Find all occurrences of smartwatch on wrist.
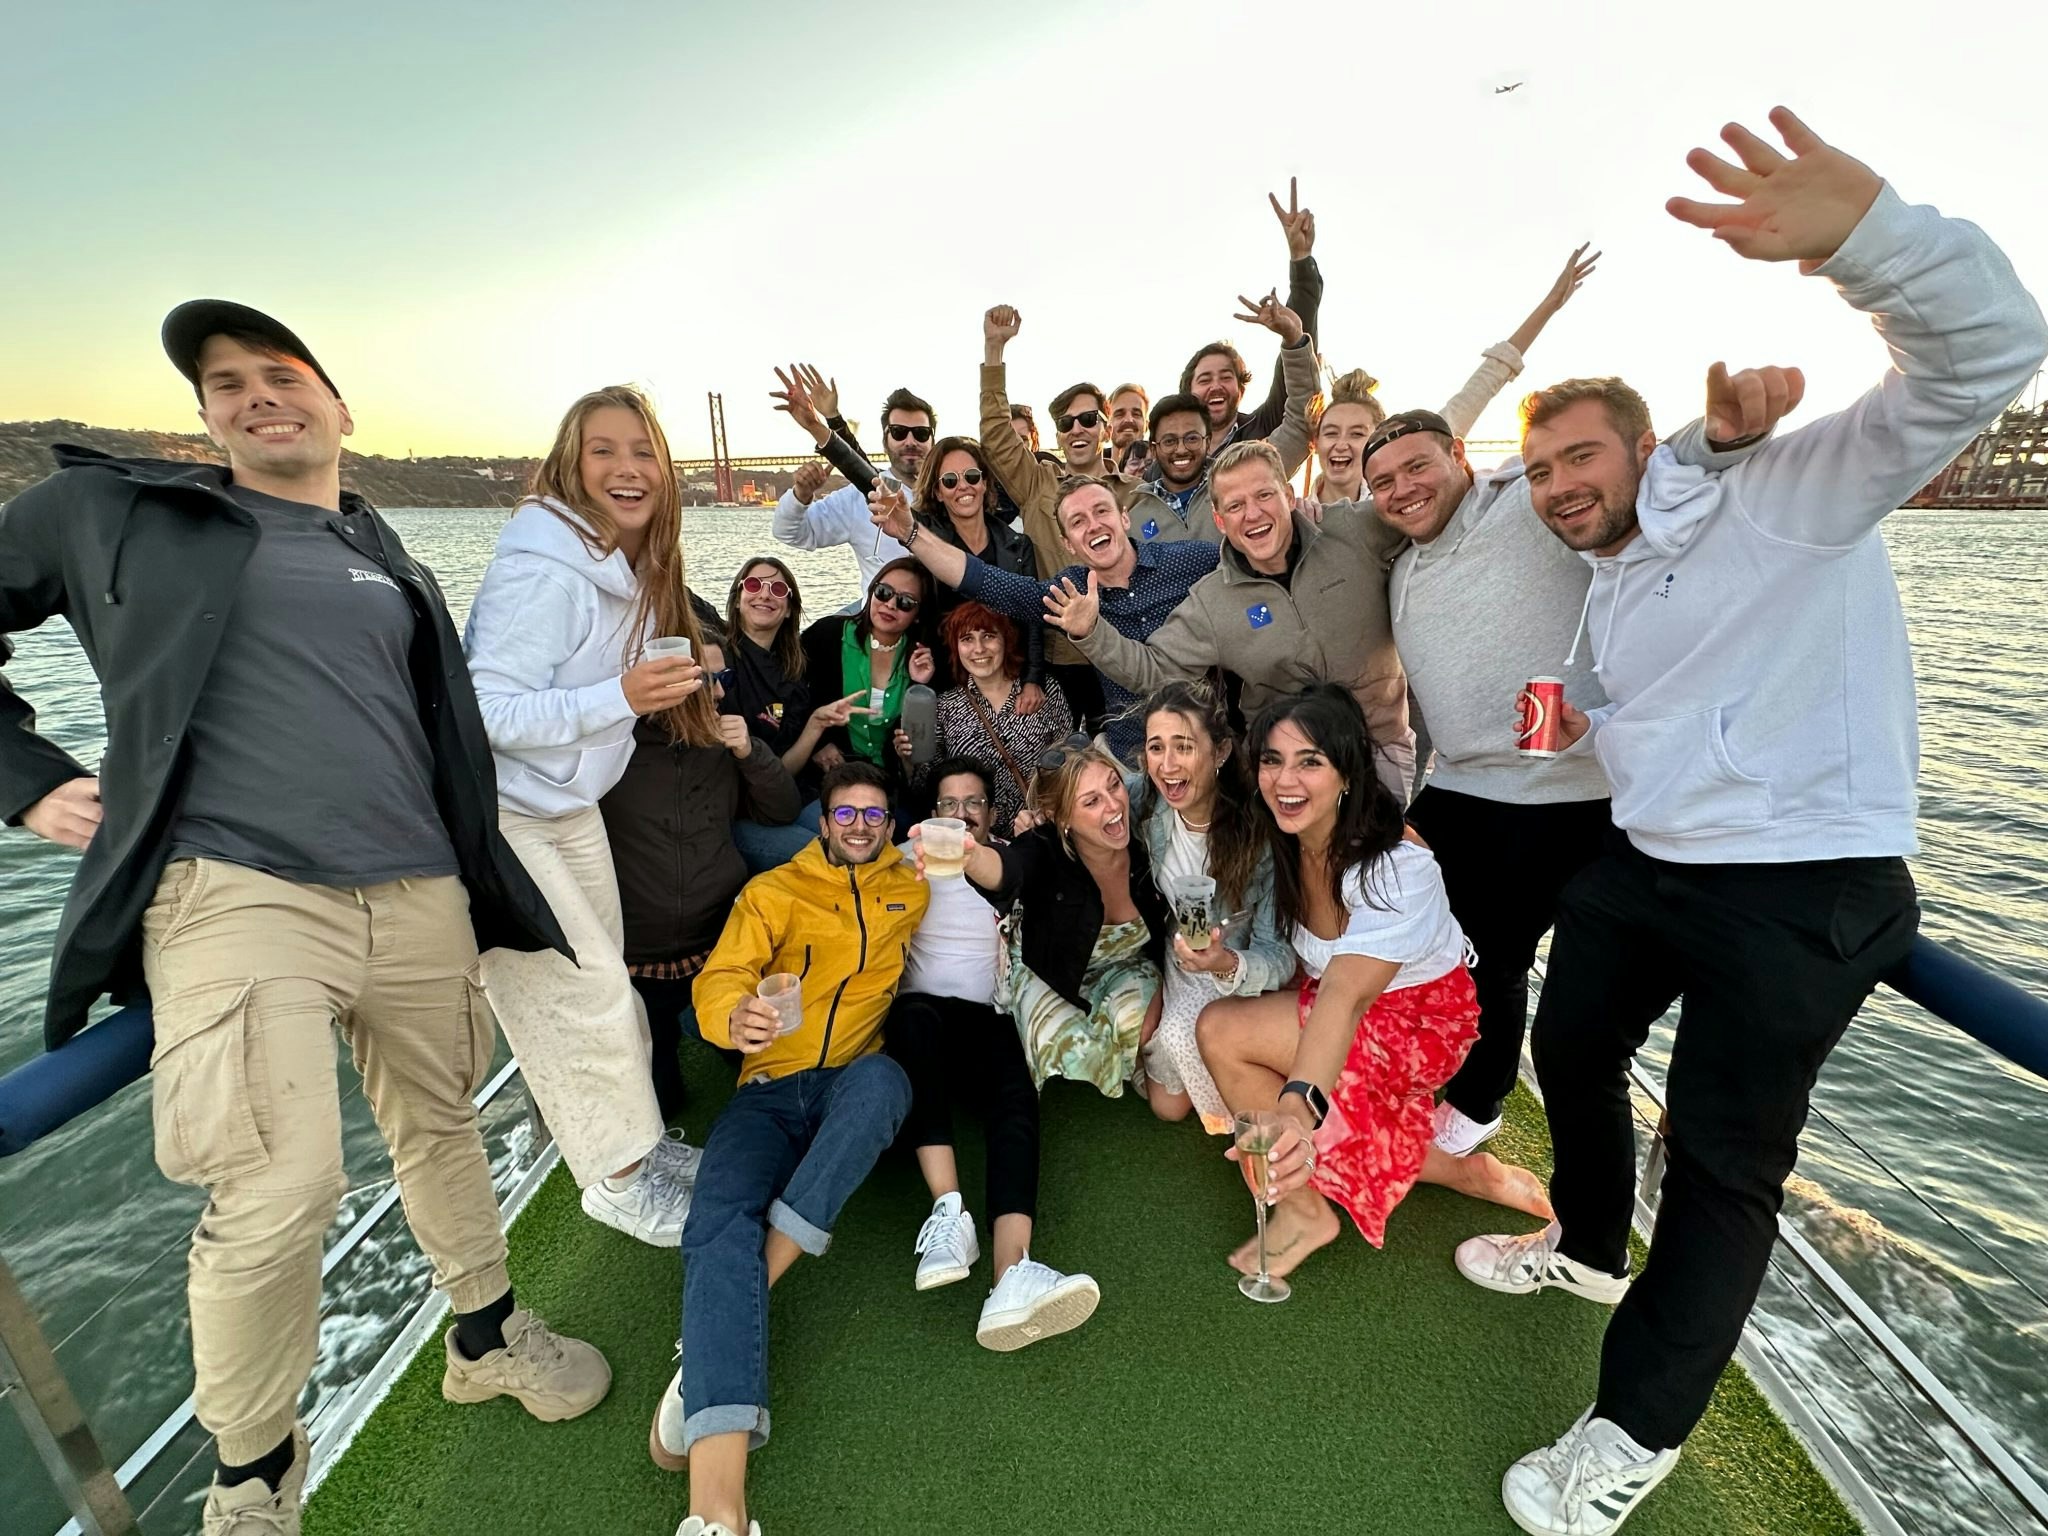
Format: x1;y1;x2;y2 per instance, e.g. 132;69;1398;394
1279;1080;1329;1129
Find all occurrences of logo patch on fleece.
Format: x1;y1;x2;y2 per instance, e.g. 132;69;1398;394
885;902;908;912
1245;603;1273;629
1141;519;1159;540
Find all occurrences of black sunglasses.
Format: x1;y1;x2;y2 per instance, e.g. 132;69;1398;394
708;667;735;690
939;469;984;490
829;804;891;826
1036;731;1095;771
873;582;921;613
741;575;791;599
1056;409;1103;433
887;424;934;443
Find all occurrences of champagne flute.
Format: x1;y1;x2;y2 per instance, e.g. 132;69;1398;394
1233;1109;1292;1303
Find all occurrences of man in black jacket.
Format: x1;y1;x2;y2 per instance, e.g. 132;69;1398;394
0;301;604;1534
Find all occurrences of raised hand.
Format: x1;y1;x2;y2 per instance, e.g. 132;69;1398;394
1042;570;1102;640
623;655;703;715
908;643;936;685
1540;243;1601;315
812;690;876;730
792;459;830;504
771;364;829;444
1704;361;1807;444
1666;107;1882;269
1233;289;1304;346
796;363;839;421
984;304;1022;361
22;775;102;850
1269;176;1316;260
716;713;754;760
868;482;915;542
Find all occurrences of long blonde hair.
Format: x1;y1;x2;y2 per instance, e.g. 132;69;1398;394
1027;739;1129;859
529;384;716;745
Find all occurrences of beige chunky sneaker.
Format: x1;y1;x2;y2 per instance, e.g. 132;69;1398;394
441;1308;611;1420
202;1422;308;1535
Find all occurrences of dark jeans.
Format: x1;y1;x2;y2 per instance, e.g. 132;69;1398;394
629;975;726;1122
1406;787;1613;1124
678;1053;912;1451
885;992;1041;1221
1533;835;1918;1450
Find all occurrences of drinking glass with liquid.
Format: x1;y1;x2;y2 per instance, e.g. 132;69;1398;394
919;817;968;880
757;973;803;1035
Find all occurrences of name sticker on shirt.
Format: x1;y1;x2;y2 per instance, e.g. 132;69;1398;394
1141;519;1159;540
1246;603;1274;629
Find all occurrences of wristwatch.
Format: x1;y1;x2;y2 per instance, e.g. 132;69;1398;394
1279;1080;1329;1129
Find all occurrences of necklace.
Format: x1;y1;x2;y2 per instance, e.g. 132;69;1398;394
1177;810;1212;833
869;634;902;653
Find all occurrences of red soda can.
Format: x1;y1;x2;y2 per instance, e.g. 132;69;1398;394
1516;677;1565;758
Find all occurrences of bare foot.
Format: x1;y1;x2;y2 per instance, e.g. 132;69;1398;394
1227;1195;1341;1278
1423;1146;1554;1219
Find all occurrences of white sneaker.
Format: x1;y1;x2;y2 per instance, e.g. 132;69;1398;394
581;1160;693;1248
675;1519;760;1536
913;1197;980;1291
1456;1223;1630;1304
649;1356;687;1472
1502;1409;1679;1534
1433;1099;1502;1156
975;1257;1099;1352
644;1127;703;1184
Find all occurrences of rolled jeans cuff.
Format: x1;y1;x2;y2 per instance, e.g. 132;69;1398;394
767;1197;832;1256
683;1403;771;1453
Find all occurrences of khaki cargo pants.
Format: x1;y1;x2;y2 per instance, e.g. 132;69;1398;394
141;858;510;1465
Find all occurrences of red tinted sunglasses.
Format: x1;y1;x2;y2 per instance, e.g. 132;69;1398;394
742;576;791;599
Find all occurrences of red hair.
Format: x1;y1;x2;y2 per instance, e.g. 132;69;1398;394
940;601;1022;680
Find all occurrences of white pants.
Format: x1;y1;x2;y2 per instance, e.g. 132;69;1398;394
480;804;662;1186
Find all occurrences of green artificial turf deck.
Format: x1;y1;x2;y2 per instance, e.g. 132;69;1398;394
305;1050;1859;1536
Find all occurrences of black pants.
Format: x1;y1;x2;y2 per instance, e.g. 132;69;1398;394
885;992;1041;1221
1406;787;1613;1124
1534;835;1918;1450
1048;662;1105;738
631;975;737;1123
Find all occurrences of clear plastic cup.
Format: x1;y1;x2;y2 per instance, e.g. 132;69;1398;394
1166;874;1218;950
920;817;967;880
758;973;803;1035
645;636;693;661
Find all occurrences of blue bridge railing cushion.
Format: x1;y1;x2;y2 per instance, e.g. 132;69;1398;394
0;1005;153;1158
1884;935;2048;1084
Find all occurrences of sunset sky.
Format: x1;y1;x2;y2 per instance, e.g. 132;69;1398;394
5;1;2046;463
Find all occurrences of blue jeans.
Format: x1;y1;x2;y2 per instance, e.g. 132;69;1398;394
678;1052;911;1450
732;801;821;876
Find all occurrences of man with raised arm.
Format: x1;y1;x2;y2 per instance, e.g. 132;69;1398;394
1362;367;1792;1162
651;761;924;1536
1443;110;2047;1534
1180;179;1326;455
0;301;607;1534
869;476;1218;763
767;371;928;591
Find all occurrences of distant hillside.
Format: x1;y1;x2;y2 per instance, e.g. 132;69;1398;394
0;420;540;507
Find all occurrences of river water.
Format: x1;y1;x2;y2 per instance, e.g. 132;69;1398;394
0;506;2042;1534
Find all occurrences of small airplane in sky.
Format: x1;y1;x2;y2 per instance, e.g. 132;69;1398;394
1495;81;1525;94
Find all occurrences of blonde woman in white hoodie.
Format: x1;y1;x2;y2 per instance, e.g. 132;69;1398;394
465;385;715;1248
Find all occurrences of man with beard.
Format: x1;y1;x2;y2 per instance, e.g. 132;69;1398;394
770;376;933;592
653;760;925;1536
1108;382;1151;476
869;477;1219;762
1362;373;1788;1164
1178;179;1324;455
1451;110;2046;1534
1126;296;1317;548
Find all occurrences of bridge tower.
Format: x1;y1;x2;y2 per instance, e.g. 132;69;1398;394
706;392;736;503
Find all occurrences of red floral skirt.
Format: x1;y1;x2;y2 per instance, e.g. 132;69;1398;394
1298;965;1479;1247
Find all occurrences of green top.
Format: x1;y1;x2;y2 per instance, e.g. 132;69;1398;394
841;620;909;764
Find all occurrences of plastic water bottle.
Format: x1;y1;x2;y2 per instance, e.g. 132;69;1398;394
902;684;938;765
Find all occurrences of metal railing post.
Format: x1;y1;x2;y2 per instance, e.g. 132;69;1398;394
0;1253;137;1536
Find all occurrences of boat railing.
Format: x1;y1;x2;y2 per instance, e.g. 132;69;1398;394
2;932;2044;1536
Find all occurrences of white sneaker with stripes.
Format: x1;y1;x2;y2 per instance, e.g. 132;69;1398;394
1503;1410;1679;1534
1456;1222;1630;1304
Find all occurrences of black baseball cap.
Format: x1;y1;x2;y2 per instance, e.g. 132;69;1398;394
161;299;340;398
1362;408;1455;467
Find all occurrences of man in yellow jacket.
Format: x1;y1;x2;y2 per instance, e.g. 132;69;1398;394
654;760;927;1536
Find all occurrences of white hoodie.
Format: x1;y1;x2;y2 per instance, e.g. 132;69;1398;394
463;497;649;817
1573;186;2048;865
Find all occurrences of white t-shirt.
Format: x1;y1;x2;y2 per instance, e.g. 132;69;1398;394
900;843;1003;1005
1291;839;1468;992
1155;810;1210;890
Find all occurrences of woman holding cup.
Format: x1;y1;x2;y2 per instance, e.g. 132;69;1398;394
910;739;1170;1097
1131;682;1296;1130
464;384;710;1248
797;558;935;788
